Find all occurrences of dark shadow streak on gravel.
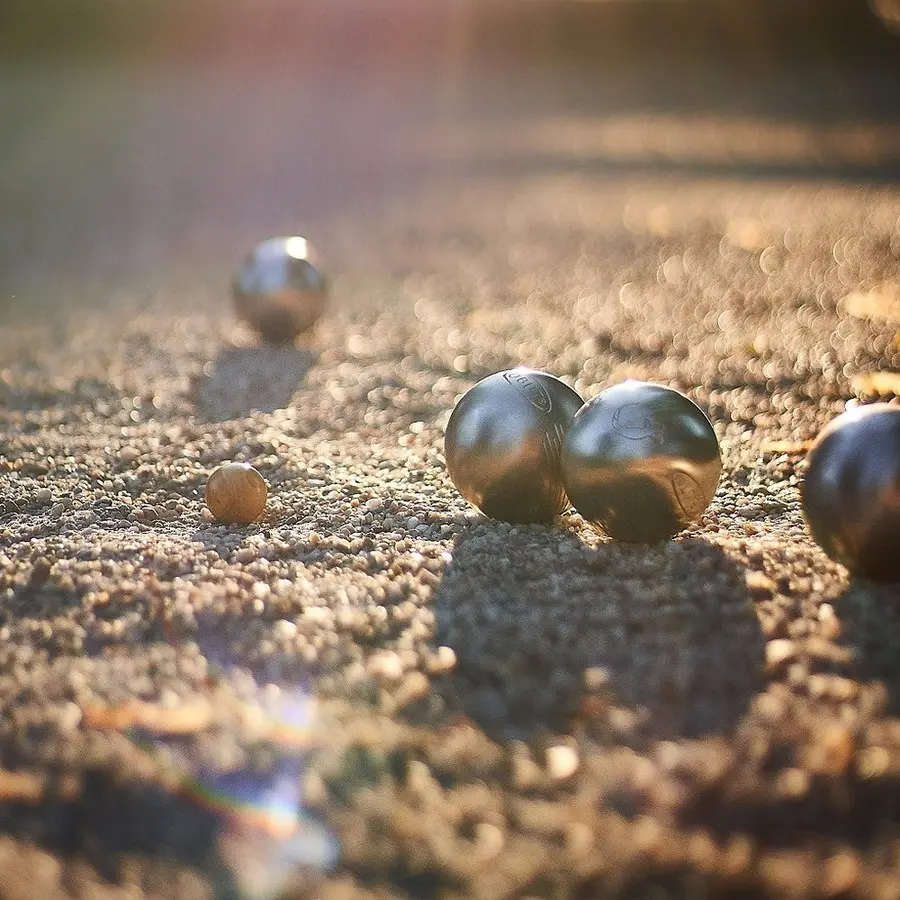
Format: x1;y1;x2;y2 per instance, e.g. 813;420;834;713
432;526;764;743
679;750;900;852
0;770;237;899
193;345;318;423
674;578;900;853
834;579;900;716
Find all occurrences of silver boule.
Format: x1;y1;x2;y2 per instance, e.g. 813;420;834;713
561;380;721;542
232;236;327;343
803;403;900;582
444;368;584;523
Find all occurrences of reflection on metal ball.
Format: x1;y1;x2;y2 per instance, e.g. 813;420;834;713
232;237;328;343
561;380;721;542
803;403;900;582
444;368;584;523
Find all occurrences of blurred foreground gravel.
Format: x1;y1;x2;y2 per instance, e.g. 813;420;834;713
3;3;900;898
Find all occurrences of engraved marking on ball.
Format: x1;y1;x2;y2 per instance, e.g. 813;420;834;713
503;371;553;414
612;402;662;441
540;421;566;468
671;469;705;517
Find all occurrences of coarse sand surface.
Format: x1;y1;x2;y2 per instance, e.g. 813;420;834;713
3;3;900;898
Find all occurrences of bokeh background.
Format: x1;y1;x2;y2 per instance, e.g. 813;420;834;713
1;0;899;295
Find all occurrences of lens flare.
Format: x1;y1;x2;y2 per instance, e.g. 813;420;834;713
87;623;339;898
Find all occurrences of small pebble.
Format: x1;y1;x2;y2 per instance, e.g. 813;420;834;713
367;651;405;681
272;619;298;640
765;639;797;670
473;822;504;860
546;745;579;781
395;671;430;707
425;645;457;675
823;852;860;896
745;570;776;594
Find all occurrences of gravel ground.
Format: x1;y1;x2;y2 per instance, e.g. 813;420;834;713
3;4;900;899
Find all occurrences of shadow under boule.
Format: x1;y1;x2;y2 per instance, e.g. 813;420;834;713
834;577;900;715
432;525;764;743
193;343;317;422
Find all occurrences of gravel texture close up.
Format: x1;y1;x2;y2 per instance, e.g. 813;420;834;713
3;3;900;899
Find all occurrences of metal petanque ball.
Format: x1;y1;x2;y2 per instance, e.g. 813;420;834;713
444;368;584;523
232;236;328;343
205;462;268;525
802;403;900;582
561;380;721;542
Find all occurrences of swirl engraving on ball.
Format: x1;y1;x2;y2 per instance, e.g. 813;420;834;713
611;402;661;442
502;370;554;414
